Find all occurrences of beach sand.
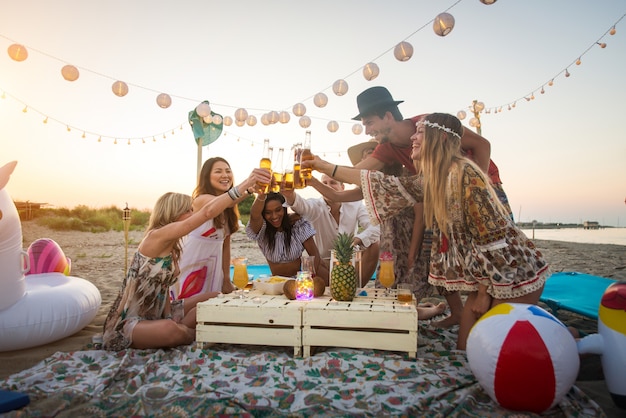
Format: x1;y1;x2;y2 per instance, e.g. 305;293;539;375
2;221;625;416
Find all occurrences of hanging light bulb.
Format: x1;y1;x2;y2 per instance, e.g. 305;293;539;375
127;139;131;145
292;103;306;116
314;93;328;108
548;79;554;86
114;139;118;145
112;81;129;97
362;62;380;81
576;57;581;65
457;110;467;120
327;120;339;133
541;86;545;94
512;102;516;108
433;13;455;36
67;126;71;132
43;116;48;123
7;44;28;61
98;136;102;142
299;116;311;128
393;41;413;61
82;132;86;138
61;65;80;81
332;79;349;96
610;26;616;35
22;106;27;113
565;69;571;77
480;0;497;4
352;124;363;135
597;42;607;48
156;93;172;108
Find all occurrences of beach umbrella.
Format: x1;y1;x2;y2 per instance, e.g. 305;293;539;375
188;101;224;179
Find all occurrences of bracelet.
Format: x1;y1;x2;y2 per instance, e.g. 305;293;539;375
331;164;338;177
245;187;254;195
227;186;241;200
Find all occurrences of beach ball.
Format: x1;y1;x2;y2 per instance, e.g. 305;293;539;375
466;303;579;413
26;238;71;276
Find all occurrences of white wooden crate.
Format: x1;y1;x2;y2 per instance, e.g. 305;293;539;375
196;294;303;356
302;288;418;358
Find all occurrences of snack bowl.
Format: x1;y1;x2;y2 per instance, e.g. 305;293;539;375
254;275;290;295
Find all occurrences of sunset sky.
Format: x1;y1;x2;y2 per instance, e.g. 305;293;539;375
1;0;625;226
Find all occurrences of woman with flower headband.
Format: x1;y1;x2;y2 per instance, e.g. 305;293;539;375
303;113;549;350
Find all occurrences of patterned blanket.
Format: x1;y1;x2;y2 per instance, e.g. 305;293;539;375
1;324;604;417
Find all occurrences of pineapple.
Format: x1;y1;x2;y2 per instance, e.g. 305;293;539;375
330;232;357;301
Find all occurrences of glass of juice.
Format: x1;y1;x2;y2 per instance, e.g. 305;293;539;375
378;252;395;297
232;257;249;298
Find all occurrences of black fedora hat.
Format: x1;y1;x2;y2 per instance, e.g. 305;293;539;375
352;86;404;120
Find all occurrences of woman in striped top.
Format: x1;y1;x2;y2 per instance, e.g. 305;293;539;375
246;192;328;283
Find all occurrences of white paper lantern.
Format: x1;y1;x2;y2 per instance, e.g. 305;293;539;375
327;121;339;133
362;63;380;81
314;93;328;108
112;81;129;97
457;110;467;120
352;124;363;135
268;111;279;124
212;114;223;125
203;114;213;124
223;116;233;126
196;102;212;118
299;116;311;128
279;111;290;124
235;108;248;122
394;42;413;61
246;115;257;126
7;44;28;62
261;114;271;125
332;79;349;96
293;103;306;116
235;119;245;127
61;65;80;81
433;13;455;36
156;93;172;109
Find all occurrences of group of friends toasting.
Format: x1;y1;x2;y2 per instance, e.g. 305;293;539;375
103;86;550;352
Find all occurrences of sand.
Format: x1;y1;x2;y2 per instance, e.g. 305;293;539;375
2;221;625;416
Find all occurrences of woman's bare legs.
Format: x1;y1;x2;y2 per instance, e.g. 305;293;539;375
432;292;463;328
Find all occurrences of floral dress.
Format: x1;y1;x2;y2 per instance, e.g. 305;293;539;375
360;163;550;299
103;251;176;351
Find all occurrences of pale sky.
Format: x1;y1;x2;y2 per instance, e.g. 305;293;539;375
1;0;625;226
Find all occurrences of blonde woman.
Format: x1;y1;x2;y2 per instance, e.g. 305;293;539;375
103;168;270;351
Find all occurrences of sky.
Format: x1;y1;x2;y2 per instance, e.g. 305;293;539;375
1;0;625;227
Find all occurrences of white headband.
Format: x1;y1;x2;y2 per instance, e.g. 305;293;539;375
421;120;461;140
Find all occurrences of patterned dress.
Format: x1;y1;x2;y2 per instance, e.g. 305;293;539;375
103;251;176;351
361;163;550;299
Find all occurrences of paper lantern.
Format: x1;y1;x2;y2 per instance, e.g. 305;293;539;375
235;119;245;127
457;110;467;120
314;93;328;108
112;81;129;97
480;0;497;4
362;62;380;81
293;103;306;116
234;108;248;122
196;102;211;118
299;116;311;128
268;111;279;124
332;79;349;96
246;115;257;126
61;65;80;81
394;41;413;61
433;13;455;36
467;303;579;413
212;114;223;125
223;116;233;126
352;124;363;135
279;111;290;124
261;114;270;125
327;120;339;133
156;93;172;108
7;44;28;62
202;114;213;124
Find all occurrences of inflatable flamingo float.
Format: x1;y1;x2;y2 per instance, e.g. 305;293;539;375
0;161;101;352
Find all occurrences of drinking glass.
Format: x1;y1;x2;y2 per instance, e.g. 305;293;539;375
232;257;249;298
301;255;316;277
378;254;395;296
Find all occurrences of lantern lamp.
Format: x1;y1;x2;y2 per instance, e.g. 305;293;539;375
314;92;328;108
235;108;248;122
352;124;363;135
202;114;213;124
479;0;497;4
156;93;172;108
7;44;28;61
196;102;212;118
394;41;413;61
112;81;129;97
268;111;279;124
292;103;306;116
235;119;245;127
362;62;380;81
212;114;223;125
332;79;349;96
610;26;616;35
299;116;311;128
279;111;290;124
433;13;455;36
223;116;233;126
246;115;257;126
457;110;467;120
61;65;80;81
261;113;270;125
327;120;339;133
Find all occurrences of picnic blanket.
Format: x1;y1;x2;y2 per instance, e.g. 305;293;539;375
0;323;604;417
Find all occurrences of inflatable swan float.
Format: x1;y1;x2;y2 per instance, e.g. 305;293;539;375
0;161;101;352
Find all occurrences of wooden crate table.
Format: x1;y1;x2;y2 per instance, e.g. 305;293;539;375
302;288;418;358
196;293;304;356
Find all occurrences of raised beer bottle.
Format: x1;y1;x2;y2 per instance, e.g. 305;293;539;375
300;130;313;182
293;142;304;189
258;139;272;193
271;147;284;193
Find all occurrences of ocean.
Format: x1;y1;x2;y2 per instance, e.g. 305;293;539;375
520;227;626;246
